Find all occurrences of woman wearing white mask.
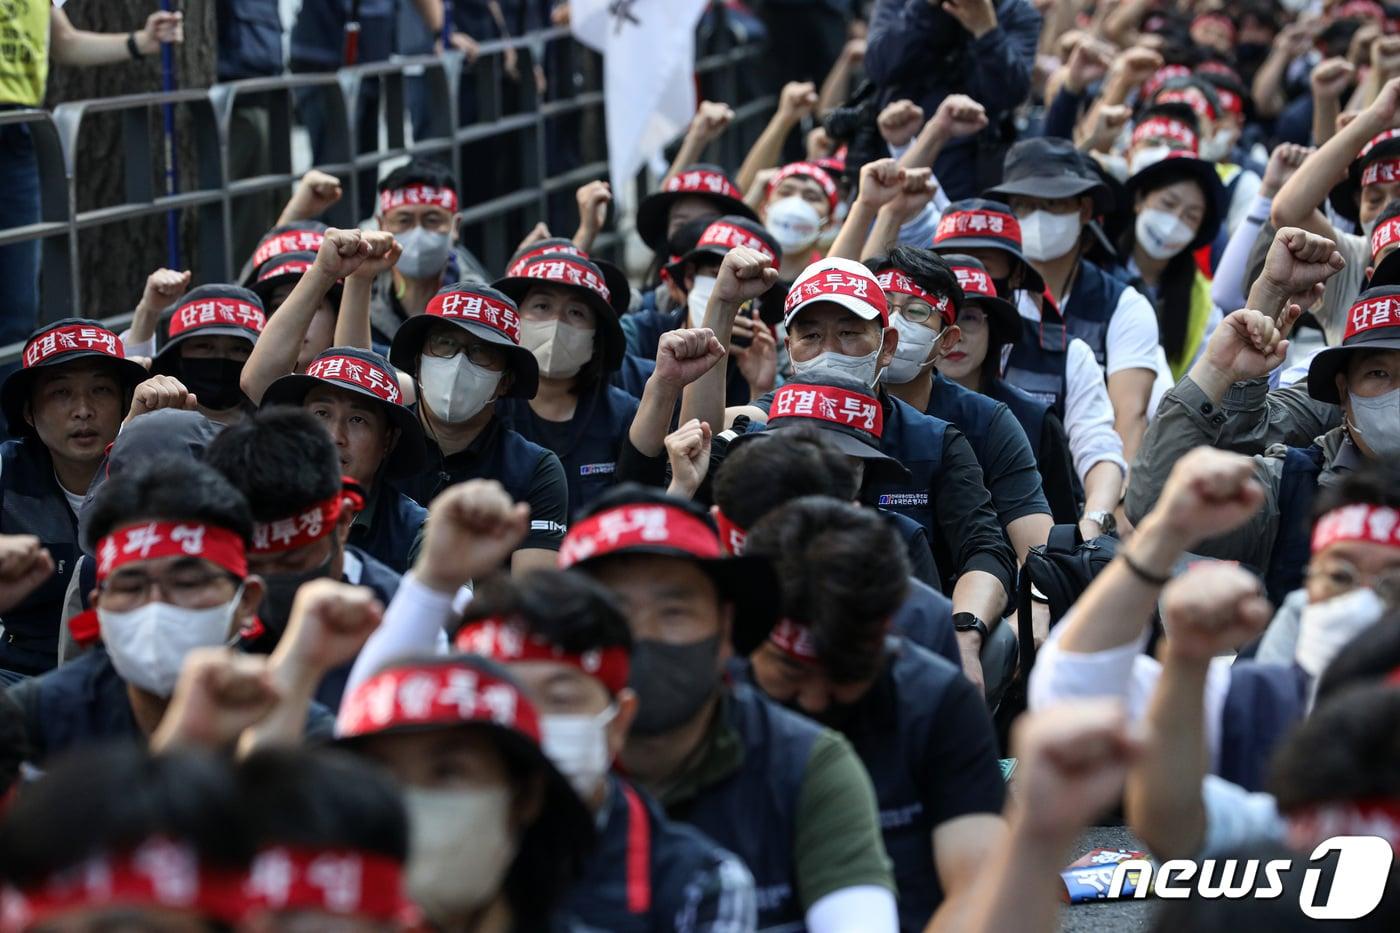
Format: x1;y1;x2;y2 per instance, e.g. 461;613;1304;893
491;254;640;518
388;282;569;574
338;653;596;932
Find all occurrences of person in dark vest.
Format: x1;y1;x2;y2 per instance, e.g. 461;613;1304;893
261;347;428;575
387;281;568;573
873;246;1055;559
151;284;267;426
491;252;640;518
0;319;147;680
450;570;760;932
739;498;1006;932
558;485;899;932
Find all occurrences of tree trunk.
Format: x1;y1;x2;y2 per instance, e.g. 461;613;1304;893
45;2;217;318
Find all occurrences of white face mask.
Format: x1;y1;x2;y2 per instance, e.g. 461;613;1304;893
1129;144;1174;176
1347;387;1400;459
540;706;616;799
1019;210;1083;263
1198;127;1235;163
393;227;453;280
520;318;595;380
792;344;883;388
403;785;517;923
1295;587;1386;679
764;196;823;255
883;314;943;385
418;352;503;423
1135;208;1195;260
97;586;244;696
687;273;717;329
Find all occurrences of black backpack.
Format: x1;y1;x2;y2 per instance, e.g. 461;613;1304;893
1016;524;1120;675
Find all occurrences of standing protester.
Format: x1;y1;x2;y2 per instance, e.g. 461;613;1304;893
150;285;267;426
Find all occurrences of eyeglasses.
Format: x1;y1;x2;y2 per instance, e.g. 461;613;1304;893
99;566;241;611
380;210;452;235
423;332;507;370
1306;560;1400;604
896;299;943;326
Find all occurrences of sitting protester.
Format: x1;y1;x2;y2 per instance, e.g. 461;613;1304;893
151;284;267;425
634;163;756;255
239;220;327;287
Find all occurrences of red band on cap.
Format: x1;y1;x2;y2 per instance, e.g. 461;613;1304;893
767;161;839;212
768;619;819;664
425;290;521;344
712;509;747;556
244;848;414;923
22;324;122;369
169;299;266;340
696;220;778;264
253;230;325;269
507;243;588;277
305;355;403;405
1343;293;1400;340
517;256;611;304
1312;504;1400;554
96;521;247;583
378;184;458;216
1362;158;1400;187
1214;87;1243;117
1143;65;1192;100
249;481;364;555
1131;117;1198;153
934;209;1022;247
771;383;883;437
876;270;954;325
784;267;889;323
1155;89;1216;121
1372;217;1400;260
663;169;742;200
1287;798;1400;856
559;503;721;568
257;260;315;283
337;663;540;741
455;617;631;694
951;265;997;300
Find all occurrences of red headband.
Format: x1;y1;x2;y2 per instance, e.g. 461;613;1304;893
1372;217;1400;261
876;269;954;325
559;503;721;568
1287;798;1400;856
96;521;247;583
517;256;611;304
22;324;122;369
1362;129;1400;159
771;383;883;437
1214;87;1243;117
378;184;458;216
783;267;889;324
257;259;315;282
696;220;778;264
253;230;324;269
304;354;403;405
244;847;413;923
169;299;266;340
1143;65;1192;100
249;481;364;556
1312;504;1400;553
712;508;747;556
1362;159;1400;188
767;161;839;213
1342;294;1400;340
507;243;588;277
337;663;540;741
951;264;997;300
1155;89;1216;121
425;290;521;344
664;168;742;200
1131;117;1198;152
934;210;1022;246
768;619;820;664
455;617;630;695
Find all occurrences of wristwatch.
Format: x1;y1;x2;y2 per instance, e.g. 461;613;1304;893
952;612;989;641
1082;510;1117;537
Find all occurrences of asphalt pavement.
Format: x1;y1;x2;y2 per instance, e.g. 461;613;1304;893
1057;827;1157;933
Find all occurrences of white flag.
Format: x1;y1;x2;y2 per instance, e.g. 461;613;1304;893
571;0;710;209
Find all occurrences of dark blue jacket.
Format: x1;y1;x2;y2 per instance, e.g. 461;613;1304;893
289;0;394;68
217;0;284;81
349;483;428;575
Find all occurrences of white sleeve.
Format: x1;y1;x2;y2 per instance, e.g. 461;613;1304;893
1026;611;1158;717
1225;170;1263;235
1146;346;1174;423
340;572;460;712
119;328;156;359
1104;286;1161;376
1062;338;1127;482
804;885;899;933
1212;192;1273;312
1199;776;1284;856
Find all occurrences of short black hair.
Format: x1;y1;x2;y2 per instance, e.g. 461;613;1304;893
1269;682;1400;813
460;569;632;657
869;246;964;314
0;745;252;887
713;426;860;529
203;405;340;523
744;496;909;682
237;747;408;861
378;158;458;197
83;459;254;552
1312;460;1400;524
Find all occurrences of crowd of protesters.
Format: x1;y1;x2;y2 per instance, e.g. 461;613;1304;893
1;0;1400;930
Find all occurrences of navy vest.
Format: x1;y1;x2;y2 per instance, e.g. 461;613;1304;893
1003;314;1071;419
868;397;948;579
0;440;81;676
1060;259;1129;369
623;306;751;407
925;372;1002;467
1217;662;1310;792
496;384;639;520
1264;446;1323;607
671;684;820;930
393;415;553;512
987;377;1046;451
349;485;427;574
890;579;959;667
988;379;1084;524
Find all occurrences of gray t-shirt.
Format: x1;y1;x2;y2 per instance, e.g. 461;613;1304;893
1317;231;1369;346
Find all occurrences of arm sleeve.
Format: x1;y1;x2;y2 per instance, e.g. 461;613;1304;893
804;886;899;933
934;429;1017;599
961;1;1040;117
1315;233;1370;346
922;673;1007;826
118;328;156;359
614;434;669;489
1214;378;1342;452
793;731;896;911
1062;338;1127;483
1224;171;1262;236
1211;194;1273;312
983;408;1051;523
1198;777;1285;857
1104;287;1162;376
1043;85;1086;140
341;572;458;706
522;452;569;551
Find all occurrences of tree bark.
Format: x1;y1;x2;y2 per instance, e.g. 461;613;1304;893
45;1;217;318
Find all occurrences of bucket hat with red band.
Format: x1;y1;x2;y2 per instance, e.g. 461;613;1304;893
261;347;428;480
984;137;1113;216
1307;286;1400;404
765;161;841;215
1123;150;1223;252
492;252;626;371
506;237;631;316
388;282;539;399
784;256;890;328
1368;211;1400;289
932;199;1046;294
938;253;1023;348
635;163;757;251
558;485;782;655
663;214;783;286
1330;128;1400;225
1;318;149;436
243;221;328;285
154;284;267;367
250;250;342;312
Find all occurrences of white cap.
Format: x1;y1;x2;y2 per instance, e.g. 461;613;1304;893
782;257;890;327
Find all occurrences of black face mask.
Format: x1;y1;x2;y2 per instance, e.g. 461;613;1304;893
257;546;337;643
628;636;721;736
179;356;247;411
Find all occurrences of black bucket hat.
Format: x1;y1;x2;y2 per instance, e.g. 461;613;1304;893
152;284;267;374
1124;151;1224;252
388;282;539;399
1;319;149;436
1331;128;1400;226
250;250;343;313
243;221;328;286
662;214;783;285
261;347;428;480
985;137;1112;215
938;253;1023;349
1307;286;1400;404
932;199;1046;294
559;483;782;655
636;163;757;252
492;253;626;371
505;237;632;316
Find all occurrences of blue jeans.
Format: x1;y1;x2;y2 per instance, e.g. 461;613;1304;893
0;122;40;348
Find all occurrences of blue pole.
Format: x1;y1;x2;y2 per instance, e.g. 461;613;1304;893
159;0;179;269
442;0;454;48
